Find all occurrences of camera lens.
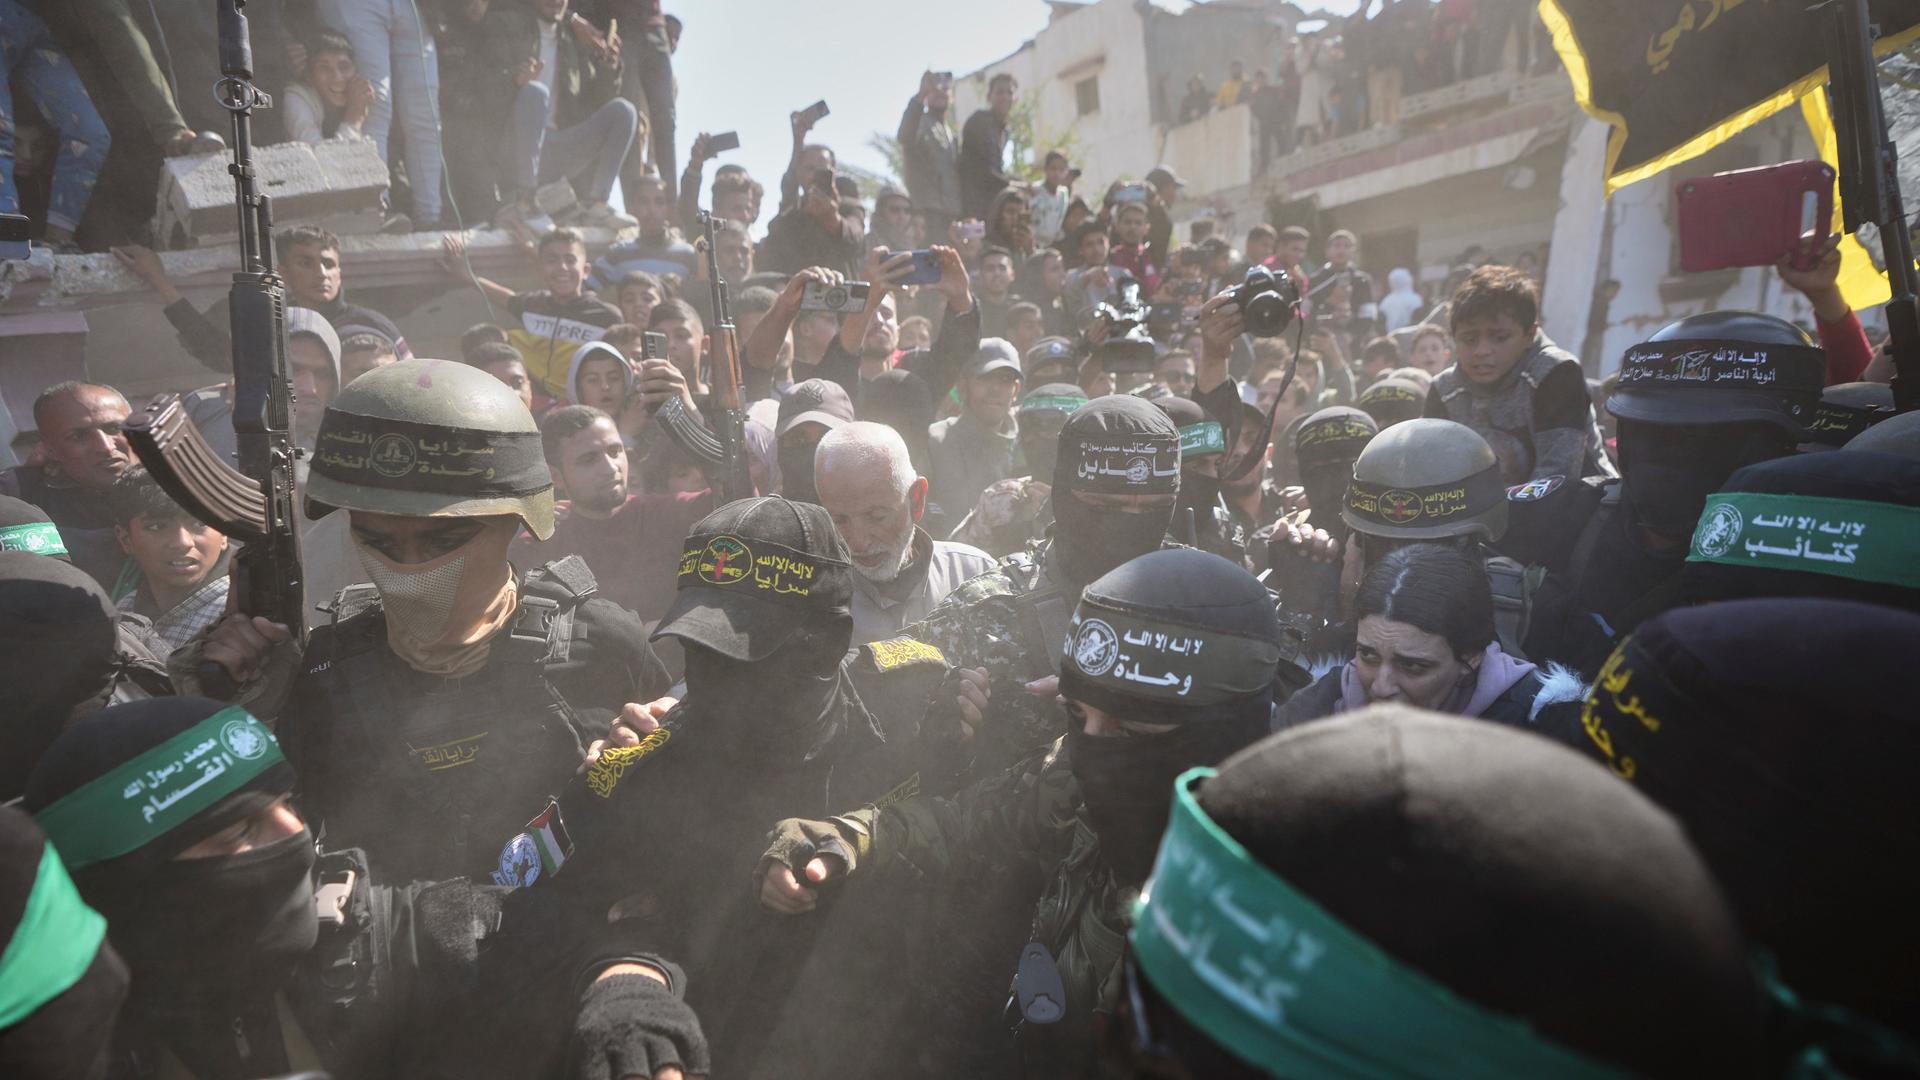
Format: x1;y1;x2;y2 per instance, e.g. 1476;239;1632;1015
1243;292;1288;337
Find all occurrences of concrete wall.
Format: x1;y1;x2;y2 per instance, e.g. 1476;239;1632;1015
1162;103;1257;195
956;0;1160;194
1590;113;1831;375
953;0;1294;197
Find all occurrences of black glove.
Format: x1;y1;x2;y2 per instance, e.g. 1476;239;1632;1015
760;817;859;882
568;973;710;1080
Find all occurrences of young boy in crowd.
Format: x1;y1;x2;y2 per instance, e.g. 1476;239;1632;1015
569;341;634;415
442;226;624;405
615;271;667;330
107;466;229;653
337;328;398;386
465;341;537;413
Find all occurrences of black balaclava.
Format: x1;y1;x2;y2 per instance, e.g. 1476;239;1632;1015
1554;599;1920;1036
1184;706;1761;1078
0;551;119;801
1221;402;1269;502
1617;419;1795;539
1050;395;1181;586
680;629;866;767
0;806;129;1080
656;497;867;768
1058;548;1280;883
25;698;313;1080
1157;396;1224;526
1294;407;1377;535
1016;383;1089;480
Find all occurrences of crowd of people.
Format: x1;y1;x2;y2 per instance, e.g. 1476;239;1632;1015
1176;0;1563;171
2;0;677;247
2;6;1919;1080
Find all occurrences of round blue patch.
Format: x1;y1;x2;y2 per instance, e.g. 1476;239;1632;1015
492;832;541;887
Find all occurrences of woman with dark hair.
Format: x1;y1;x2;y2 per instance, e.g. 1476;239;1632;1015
1277;544;1583;730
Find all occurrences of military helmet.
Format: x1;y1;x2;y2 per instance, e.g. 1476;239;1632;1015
1846;408;1920;460
1342;418;1506;542
1607;310;1823;434
305;358;555;539
1803;381;1894;449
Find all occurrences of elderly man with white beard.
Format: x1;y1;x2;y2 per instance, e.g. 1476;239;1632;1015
815;422;994;643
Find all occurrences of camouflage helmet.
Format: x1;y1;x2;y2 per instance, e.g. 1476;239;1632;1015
1342;418;1506;542
305;358;555;539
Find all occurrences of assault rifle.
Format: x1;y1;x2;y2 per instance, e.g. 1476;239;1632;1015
647;214;753;502
125;0;306;692
700;212;754;502
1822;0;1919;412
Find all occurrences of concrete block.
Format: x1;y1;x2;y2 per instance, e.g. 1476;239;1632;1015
153;140;389;250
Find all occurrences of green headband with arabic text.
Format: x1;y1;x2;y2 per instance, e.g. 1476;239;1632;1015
33;707;287;870
1687;492;1920;589
0;521;66;556
1131;768;1626;1078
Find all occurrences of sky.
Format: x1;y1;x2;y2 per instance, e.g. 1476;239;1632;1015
638;0;1370;222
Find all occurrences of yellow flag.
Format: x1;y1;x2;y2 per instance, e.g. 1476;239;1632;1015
1799;89;1894;312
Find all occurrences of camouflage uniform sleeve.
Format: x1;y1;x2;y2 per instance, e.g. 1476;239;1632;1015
903;568;1023;675
832;739;1074;883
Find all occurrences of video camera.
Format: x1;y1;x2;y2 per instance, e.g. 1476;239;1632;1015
1092;274;1156;374
1231;264;1301;338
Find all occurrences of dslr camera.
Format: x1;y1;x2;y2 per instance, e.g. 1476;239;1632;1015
1231;265;1301;338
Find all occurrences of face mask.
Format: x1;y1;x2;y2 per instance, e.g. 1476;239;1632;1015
106;830;318;1012
1178;470;1223;519
1067;719;1261;885
1619;422;1793;540
356;518;519;677
682;639;849;765
1051;490;1174;586
1020;434;1060;480
780;443;822;504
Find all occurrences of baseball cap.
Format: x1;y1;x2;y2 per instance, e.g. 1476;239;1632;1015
966;338;1022;379
776;378;856;438
1024;336;1078;371
652;496;853;661
334;322;394;346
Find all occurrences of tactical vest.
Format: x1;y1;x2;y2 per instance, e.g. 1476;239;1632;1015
1483;553;1545;662
1000;545;1077;681
1007;820;1130;1080
298;558;601;883
108;616;177;703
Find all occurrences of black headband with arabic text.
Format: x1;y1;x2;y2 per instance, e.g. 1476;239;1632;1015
1346;465;1504;530
1065;433;1182;494
676;532;851;608
1615;339;1823;399
1061;604;1280;708
312;413;550;496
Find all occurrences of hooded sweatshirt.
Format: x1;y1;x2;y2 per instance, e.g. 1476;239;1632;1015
566;340;636;409
1379;267;1423;332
